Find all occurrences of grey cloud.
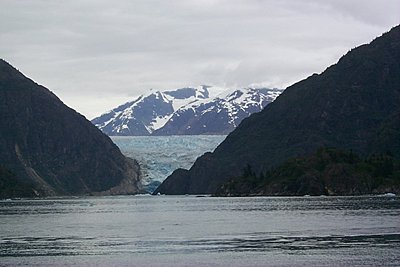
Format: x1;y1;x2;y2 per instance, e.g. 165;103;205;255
0;0;398;118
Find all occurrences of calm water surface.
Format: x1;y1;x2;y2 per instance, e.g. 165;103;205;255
1;195;399;266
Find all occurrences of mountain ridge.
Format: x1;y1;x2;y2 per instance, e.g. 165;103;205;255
154;25;400;195
92;86;283;136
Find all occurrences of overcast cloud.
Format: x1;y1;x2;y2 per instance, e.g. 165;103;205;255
1;0;399;119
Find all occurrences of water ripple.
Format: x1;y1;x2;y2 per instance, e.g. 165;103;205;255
2;233;400;257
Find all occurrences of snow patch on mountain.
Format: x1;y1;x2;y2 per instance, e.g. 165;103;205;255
92;85;284;136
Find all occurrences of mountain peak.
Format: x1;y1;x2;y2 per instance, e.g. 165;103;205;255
92;86;283;136
0;59;29;82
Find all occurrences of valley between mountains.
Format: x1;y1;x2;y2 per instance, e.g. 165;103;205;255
1;25;399;199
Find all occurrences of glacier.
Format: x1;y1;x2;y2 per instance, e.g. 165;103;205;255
112;135;226;192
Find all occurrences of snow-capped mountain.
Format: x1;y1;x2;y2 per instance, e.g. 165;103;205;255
92;85;283;136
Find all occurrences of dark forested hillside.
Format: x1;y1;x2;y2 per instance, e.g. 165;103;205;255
0;60;141;198
215;148;400;196
155;25;400;195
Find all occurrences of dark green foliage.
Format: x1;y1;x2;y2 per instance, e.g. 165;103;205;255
215;148;400;196
367;154;394;177
242;164;255;178
156;25;400;195
0;165;36;199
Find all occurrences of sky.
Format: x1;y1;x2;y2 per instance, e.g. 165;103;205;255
1;0;399;119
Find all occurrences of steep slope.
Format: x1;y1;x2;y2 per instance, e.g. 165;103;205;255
154;25;400;195
0;60;141;197
92;86;282;136
92;91;175;135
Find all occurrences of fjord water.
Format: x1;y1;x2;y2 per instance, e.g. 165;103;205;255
111;135;226;187
1;195;399;266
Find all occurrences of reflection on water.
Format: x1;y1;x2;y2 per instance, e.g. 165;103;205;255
1;196;399;266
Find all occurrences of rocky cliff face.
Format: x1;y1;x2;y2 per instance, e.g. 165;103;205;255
0;60;141;197
154;25;400;195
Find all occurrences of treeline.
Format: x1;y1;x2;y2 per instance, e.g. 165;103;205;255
215;148;400;196
0;166;36;199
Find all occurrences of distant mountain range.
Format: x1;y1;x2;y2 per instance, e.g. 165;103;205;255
92;86;283;136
